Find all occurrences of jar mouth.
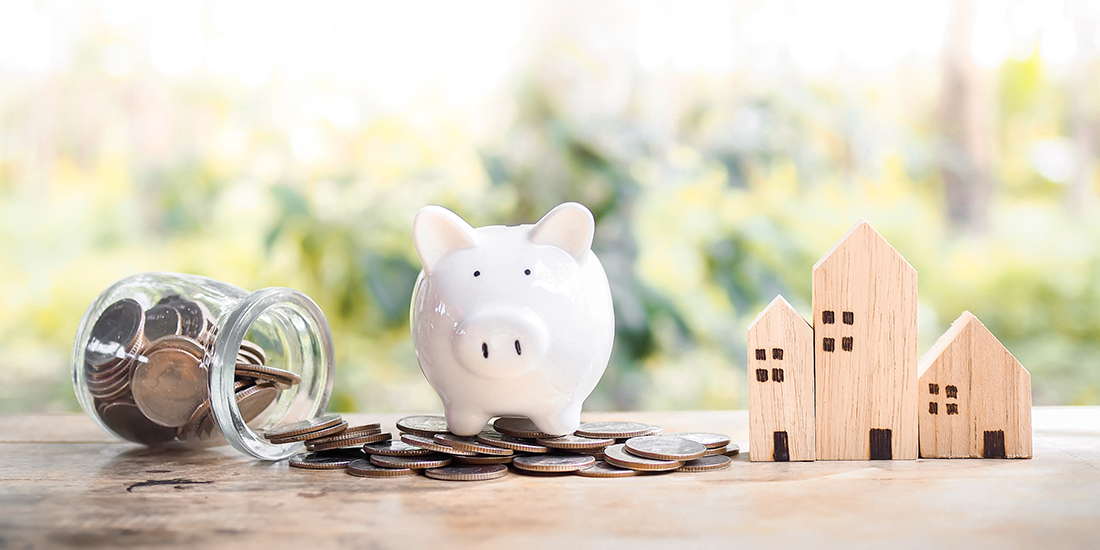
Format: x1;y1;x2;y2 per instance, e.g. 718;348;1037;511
210;287;335;460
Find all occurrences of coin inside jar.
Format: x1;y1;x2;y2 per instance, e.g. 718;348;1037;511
236;383;278;424
86;299;144;367
143;304;182;341
157;295;207;340
131;348;208;428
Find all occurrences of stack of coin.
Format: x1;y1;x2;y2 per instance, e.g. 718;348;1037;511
273;415;392;469
83;295;294;447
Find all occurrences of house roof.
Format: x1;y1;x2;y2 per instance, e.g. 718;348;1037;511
917;311;1027;379
812;219;915;274
748;294;809;332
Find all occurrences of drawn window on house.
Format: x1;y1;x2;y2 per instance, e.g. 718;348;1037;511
772;368;784;382
843;311;854;325
946;403;958;415
929;402;938;415
945;385;958;399
929;383;939;395
772;348;783;360
822;311;835;324
823;338;835;352
756;369;769;382
755;348;766;361
841;337;853;352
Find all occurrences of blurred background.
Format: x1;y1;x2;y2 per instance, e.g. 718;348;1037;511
2;0;1099;414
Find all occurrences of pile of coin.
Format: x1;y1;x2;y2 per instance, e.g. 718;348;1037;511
83;295;297;446
284;414;737;481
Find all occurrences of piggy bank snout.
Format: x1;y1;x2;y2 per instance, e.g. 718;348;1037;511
453;308;549;379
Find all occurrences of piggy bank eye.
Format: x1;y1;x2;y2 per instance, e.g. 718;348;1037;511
524;269;531;276
473;270;481;277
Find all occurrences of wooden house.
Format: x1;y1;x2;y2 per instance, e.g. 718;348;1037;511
813;220;919;460
747;295;815;462
918;311;1032;458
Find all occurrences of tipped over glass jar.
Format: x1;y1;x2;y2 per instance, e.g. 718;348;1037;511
72;273;334;460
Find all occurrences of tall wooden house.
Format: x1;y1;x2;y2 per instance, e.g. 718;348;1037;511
813;221;919;460
747;296;815;462
918;311;1032;459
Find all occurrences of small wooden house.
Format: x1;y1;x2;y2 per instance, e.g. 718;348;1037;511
747;295;815;462
813;220;919;460
918;311;1032;459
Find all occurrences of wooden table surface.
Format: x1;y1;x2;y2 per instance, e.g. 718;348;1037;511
1;407;1098;549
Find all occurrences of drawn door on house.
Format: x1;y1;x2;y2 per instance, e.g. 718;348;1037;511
983;430;1006;458
773;431;789;462
869;428;892;460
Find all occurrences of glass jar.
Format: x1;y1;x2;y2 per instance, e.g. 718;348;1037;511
71;272;335;460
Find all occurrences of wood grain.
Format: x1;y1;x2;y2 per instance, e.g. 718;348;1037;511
813;220;919;460
918;311;1032;458
747;295;815;461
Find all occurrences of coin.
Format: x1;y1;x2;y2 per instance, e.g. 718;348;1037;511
667;432;732;449
236;348;264;368
143;304;182;341
363;440;432;457
575;421;659;439
264;414;344;440
307;431;391;452
434;433;514;456
424;464;508;482
237;383;278;424
604;444;683;472
340;424;383;437
269;420;348;444
396;415;450;437
132;348;207;428
400;433;476;456
451;454;514;465
239;339;267;365
575;460;639;478
157;295;206;340
625;435;707;461
492;417;560;438
679;454;732;472
704;446;728;457
347;459;416;478
370;453;452;470
536;434;614;450
145;335;205;362
475;430;550;453
513;454;596;473
308;426;382;445
99;401;178;447
177;399;211;442
288;448;365;469
234;364;301;389
86;299;144;368
723;443;739;456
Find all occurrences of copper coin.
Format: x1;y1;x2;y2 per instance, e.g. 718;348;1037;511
395;415;450;437
370;453;452;470
132;348;207;428
308;426;382;445
143;304;182;341
234;364;301;389
451;454;514;465
177;399;210;441
363;440;432;457
236;349;264;368
347;459;416;478
576;421;659;439
679;454;733;472
434;433;513;456
288;449;365;469
157;295;206;340
86;299;144;368
425;464;508;482
145;335;205;362
475;430;550;453
307;432;391;452
264;414;344;440
667;432;732;449
400;433;476;456
99;401;177;447
604;444;683;472
625;435;707;461
723;443;740;456
239;339;267;365
493;417;560;438
576;460;639;478
269;420;348;444
237;383;278;424
513;454;595;473
340;424;383;437
536;434;614;450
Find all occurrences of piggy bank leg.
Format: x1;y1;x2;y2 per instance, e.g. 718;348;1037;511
531;404;583;437
444;406;491;436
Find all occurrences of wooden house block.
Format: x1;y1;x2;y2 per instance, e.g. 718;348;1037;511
918;311;1032;459
813;221;919;460
747;295;815;462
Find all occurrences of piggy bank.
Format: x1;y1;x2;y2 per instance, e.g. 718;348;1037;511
410;202;615;436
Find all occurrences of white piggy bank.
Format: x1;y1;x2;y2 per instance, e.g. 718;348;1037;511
410;202;615;436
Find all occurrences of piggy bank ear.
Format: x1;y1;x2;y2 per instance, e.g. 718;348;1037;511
529;202;595;261
413;205;478;274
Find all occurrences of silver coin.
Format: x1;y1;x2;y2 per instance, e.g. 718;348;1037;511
475;430;550;453
679;454;733;472
307;432;391;452
269;421;348;444
143;304;182;341
288;448;365;469
513;454;595;473
347;459;416;478
264;414;344;440
575;421;659;439
399;433;476;456
424;464;508;481
370;453;452;469
704;445;728;457
451;454;514;465
434;433;514;456
723;443;740;456
493;417;561;438
667;432;732;449
604;444;683;472
396;415;451;437
363;440;432;457
536;434;614;450
575;460;638;478
132;348;208;428
86;299;144;368
625;435;707;461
